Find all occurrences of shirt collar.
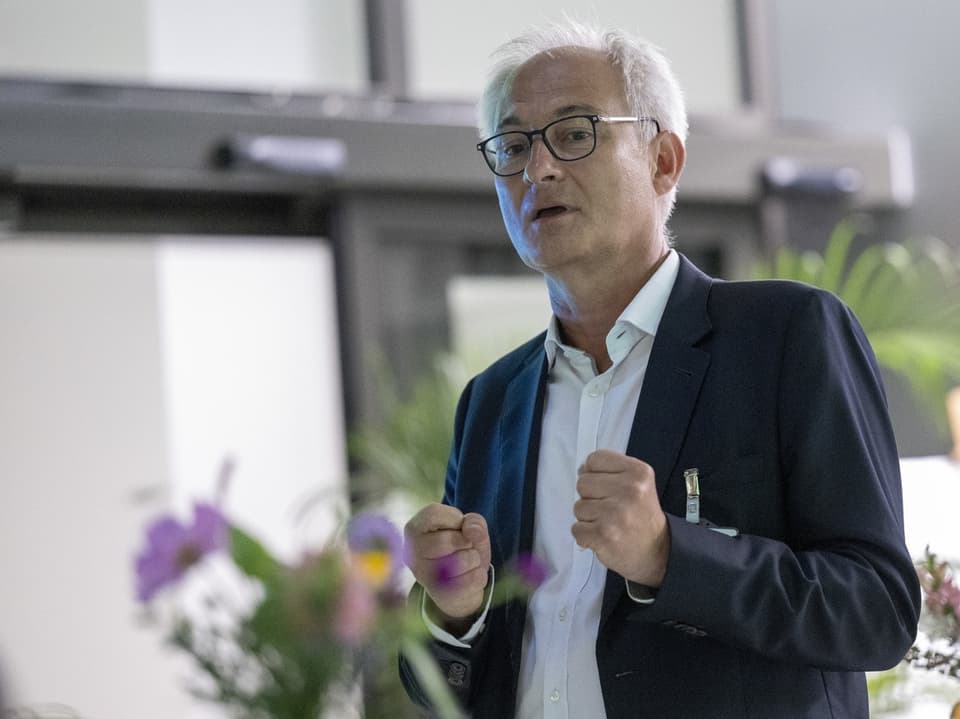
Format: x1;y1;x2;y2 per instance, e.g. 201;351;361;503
544;249;680;367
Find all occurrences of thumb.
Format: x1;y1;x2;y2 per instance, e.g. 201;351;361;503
462;513;491;561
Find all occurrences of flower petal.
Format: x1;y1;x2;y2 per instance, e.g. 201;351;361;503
135;548;184;602
347;512;404;584
145;516;187;554
333;565;377;646
190;502;229;554
514;552;548;588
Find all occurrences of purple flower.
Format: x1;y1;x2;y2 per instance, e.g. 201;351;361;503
347;512;403;555
513;552;548;589
433;553;459;589
135;502;229;602
927;578;960;618
346;512;404;588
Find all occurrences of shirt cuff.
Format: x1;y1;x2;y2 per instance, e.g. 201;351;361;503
625;578;657;604
421;565;496;648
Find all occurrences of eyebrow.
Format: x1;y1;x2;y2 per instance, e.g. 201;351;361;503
496;103;601;133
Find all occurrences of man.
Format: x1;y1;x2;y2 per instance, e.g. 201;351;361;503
400;20;920;718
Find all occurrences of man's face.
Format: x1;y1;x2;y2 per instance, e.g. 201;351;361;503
493;48;664;281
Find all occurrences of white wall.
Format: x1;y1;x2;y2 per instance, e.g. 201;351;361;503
0;236;347;717
0;238;197;716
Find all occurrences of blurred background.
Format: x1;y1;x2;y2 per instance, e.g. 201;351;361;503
1;0;959;716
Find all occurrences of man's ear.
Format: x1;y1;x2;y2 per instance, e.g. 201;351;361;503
651;131;685;197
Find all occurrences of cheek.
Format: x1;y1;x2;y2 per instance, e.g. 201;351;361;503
611;165;654;213
496;184;522;233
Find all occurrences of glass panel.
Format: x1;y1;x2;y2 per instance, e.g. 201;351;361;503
146;0;367;93
447;274;550;372
0;0;151;82
0;0;368;94
155;237;348;556
406;0;741;115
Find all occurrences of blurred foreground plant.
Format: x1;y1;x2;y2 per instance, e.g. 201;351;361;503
868;548;960;716
905;548;960;680
132;464;545;719
133;497;462;719
349;355;466;507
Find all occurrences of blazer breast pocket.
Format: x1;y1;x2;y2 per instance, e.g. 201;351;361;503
688;455;784;537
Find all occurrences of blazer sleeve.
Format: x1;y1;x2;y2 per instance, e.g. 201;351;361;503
630;289;921;670
398;585;495;713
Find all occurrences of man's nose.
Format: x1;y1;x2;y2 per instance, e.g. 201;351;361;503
523;137;559;184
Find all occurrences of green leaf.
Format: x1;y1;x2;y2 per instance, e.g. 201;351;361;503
230;525;283;587
349;354;466;506
400;637;466;719
818;215;858;292
866;663;913;714
838;244;897;324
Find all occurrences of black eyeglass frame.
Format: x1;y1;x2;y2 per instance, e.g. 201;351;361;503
476;114;661;177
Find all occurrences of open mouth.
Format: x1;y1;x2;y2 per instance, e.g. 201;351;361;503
535;206;568;220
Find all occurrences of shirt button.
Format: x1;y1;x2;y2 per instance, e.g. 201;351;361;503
550;689;560;702
587;385;601;397
558;607;568;621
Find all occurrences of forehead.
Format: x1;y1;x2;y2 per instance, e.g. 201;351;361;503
500;48;627;129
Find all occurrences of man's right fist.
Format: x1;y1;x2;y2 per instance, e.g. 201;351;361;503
404;504;492;625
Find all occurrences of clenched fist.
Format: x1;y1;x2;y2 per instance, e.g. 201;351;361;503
572;449;670;587
404;504;492;629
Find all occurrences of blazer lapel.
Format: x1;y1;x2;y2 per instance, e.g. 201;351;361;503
601;255;713;625
496;344;548;685
496;347;548;564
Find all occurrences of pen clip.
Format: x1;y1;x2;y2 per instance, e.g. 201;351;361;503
684;468;700;524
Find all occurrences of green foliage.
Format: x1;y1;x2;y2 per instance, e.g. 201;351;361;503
230;525;282;590
866;664;915;716
167;547;352;719
754;217;960;433
349;355;466;506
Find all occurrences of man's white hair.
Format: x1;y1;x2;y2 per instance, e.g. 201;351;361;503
478;19;689;220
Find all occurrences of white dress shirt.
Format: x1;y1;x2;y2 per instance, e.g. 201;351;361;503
516;250;679;719
426;250;680;718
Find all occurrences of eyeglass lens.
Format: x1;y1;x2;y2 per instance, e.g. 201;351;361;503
484;116;597;176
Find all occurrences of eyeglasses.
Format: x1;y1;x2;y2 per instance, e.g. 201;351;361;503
477;114;661;177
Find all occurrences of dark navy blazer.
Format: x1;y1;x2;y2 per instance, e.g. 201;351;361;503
401;255;920;718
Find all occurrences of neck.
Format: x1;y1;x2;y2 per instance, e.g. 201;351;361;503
547;247;670;373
